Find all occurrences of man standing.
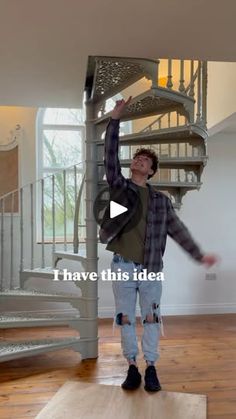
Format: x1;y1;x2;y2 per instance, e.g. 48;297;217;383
100;96;218;392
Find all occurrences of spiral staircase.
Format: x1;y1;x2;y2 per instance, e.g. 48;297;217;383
0;56;208;362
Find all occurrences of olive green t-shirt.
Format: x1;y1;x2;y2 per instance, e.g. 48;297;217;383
106;184;149;264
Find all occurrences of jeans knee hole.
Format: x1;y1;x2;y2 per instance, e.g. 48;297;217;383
143;303;160;324
116;313;131;326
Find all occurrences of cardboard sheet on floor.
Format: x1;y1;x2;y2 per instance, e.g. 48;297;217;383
36;380;207;419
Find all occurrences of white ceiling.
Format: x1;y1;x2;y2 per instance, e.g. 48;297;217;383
1;0;236;108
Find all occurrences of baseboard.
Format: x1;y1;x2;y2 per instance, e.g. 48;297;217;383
5;303;236;319
98;303;236;318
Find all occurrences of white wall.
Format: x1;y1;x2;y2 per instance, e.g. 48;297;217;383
208;62;236;129
98;131;236;316
162;131;236;314
1;105;236;317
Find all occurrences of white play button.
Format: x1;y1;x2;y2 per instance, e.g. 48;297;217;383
110;200;128;219
93;186;143;238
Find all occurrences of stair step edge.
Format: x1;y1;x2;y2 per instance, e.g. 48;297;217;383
0;337;98;362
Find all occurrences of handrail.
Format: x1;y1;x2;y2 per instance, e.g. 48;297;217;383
140;113;165;133
184;67;199;94
0;161;83;201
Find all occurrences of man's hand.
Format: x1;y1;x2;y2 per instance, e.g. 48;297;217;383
201;254;219;268
111;96;132;120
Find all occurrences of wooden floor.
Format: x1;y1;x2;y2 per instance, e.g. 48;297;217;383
0;314;235;419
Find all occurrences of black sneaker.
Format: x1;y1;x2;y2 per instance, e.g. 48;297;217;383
121;365;142;390
144;366;162;392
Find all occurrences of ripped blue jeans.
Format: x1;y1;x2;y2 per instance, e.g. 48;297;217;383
111;253;163;363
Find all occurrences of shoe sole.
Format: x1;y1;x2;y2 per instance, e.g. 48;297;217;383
144;385;162;392
121;382;142;390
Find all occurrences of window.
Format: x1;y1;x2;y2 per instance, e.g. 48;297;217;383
36;107;85;243
36;97;131;244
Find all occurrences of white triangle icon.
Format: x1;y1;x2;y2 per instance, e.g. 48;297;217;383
110;201;128;219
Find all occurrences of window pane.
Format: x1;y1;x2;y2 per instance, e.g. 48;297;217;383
43;130;82;168
43;172;85;241
43;108;85;125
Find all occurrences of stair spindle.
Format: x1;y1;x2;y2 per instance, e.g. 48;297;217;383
177;112;180;126
73;165;78;252
202;61;207;127
167;59;173;89
177;169;180;182
10;193;14;289
185;170;188;183
30;183;34;270
189;60;195;98
196;61;202;124
100;103;105;118
63;170;67;251
74;165;77;205
41;179;45;269
185;142;188;157
168;112;171;128
156;60;159;88
0;198;4;291
20;188;24;272
52;175;56;254
179;60;185;93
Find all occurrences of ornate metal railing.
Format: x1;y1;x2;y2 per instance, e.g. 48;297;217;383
0;162;85;292
140;60;207;133
95;58;207;128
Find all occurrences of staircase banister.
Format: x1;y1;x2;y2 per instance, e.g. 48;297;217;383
140;113;166;133
139;66;200;134
0;161;84;202
184;67;199;94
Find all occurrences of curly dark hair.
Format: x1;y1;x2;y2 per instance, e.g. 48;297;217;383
132;147;159;179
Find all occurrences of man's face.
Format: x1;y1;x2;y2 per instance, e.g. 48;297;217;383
130;154;154;178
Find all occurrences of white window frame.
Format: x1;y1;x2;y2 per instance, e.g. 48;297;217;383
36;108;86;244
36;100;132;244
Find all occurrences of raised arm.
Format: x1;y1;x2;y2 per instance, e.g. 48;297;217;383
104;97;132;187
166;198;218;267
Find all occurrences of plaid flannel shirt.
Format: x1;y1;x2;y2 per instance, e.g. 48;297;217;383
100;118;204;273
